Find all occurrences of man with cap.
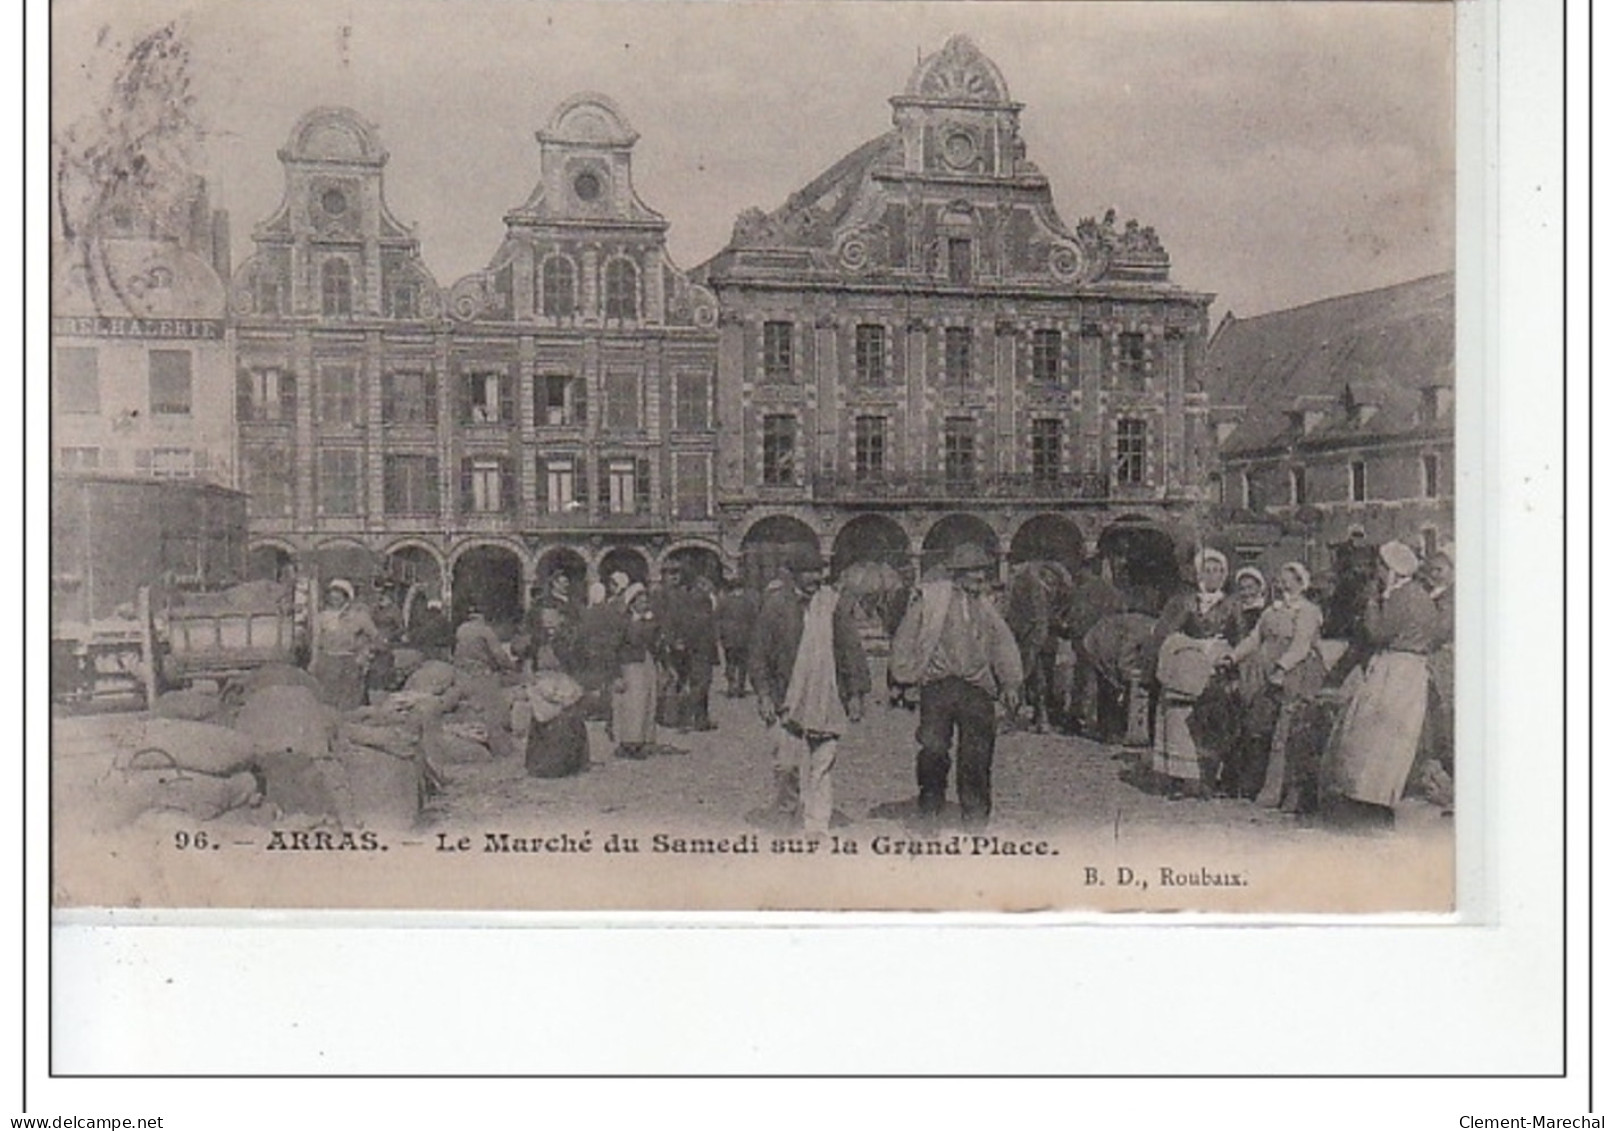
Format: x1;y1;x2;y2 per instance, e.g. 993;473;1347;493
889;543;1024;828
747;544;871;834
1324;539;1441;826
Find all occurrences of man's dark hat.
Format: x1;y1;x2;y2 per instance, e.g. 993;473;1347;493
788;544;828;572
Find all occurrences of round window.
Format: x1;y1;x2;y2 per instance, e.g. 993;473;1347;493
942;131;977;170
573;171;603;202
321;188;348;216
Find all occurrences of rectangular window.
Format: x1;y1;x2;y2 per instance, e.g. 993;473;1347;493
1240;470;1252;510
1115;418;1147;485
540;458;580;514
539;374;584;427
944;417;976;484
1031;418;1062;482
1290;466;1307;506
605;371;640;431
382;370;437;425
384;454;440;515
461;370;513;424
319;365;357;425
762;414;796;486
1032;330;1062;385
944;327;972;386
607;459;638;514
855;324;887;384
389;282;417;320
675;371;711;431
243;447;293;518
947;238;972;285
319;449;362;516
762;321;794;383
149;350;193;416
150;447;195;480
1421;527;1439;561
1116;332;1147;389
1350;460;1367;503
674;453;711;520
465;458;507;513
1422;454;1440;498
58;447;100;471
56;347;100;414
854;415;887;480
239;366;296;424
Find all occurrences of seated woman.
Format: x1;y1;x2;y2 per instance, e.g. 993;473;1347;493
1225;561;1327;809
1149;549;1241;799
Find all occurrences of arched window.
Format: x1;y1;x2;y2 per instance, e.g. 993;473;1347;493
541;256;577;318
604;258;638;321
321;259;353;317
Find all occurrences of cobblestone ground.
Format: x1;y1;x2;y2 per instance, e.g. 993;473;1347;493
428;658;1453;847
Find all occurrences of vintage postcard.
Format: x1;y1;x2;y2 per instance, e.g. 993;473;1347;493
48;0;1460;912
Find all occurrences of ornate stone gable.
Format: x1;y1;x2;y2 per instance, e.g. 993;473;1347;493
232;106;440;320
450;93;711;327
704;38;1176;292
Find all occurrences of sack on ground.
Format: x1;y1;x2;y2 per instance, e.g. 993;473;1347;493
152;688;223;723
404;660;458;696
127;718;257;777
241;663;322;697
235;685;334;757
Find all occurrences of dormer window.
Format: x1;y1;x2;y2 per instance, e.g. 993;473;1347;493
1419;385;1454;424
1287;409;1324;436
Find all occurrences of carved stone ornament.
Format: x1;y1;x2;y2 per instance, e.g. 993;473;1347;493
1048;242;1087;282
447;277;487;322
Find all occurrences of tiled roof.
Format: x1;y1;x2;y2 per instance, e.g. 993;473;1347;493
1205;273;1454;455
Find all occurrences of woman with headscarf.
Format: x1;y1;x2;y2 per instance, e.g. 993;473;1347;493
312;578;380;711
1225;561;1327;807
1146;548;1240;798
610;583;661;760
1324;541;1442;826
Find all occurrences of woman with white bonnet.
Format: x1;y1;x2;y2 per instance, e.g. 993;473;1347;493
1147;548;1241;799
1325;539;1442;827
1226;561;1326;807
312;578;380;710
610;583;661;759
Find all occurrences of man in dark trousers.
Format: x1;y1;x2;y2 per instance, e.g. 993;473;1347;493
747;546;871;832
716;580;761;697
659;564;719;731
889;543;1023;828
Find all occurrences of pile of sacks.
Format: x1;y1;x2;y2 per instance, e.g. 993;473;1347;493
103;673;439;834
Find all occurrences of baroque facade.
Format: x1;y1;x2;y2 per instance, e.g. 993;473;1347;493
229;101;719;620
698;36;1215;593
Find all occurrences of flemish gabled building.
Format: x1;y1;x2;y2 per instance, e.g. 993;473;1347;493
1203;273;1455;567
699;36;1214;590
230;101;719;621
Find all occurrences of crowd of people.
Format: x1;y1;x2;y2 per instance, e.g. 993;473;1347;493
302;529;1456;838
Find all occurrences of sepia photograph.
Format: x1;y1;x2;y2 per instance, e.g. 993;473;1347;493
48;0;1461;913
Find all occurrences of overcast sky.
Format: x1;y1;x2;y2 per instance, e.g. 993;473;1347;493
53;0;1456;320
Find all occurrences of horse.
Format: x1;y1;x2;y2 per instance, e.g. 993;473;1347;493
1005;560;1074;732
